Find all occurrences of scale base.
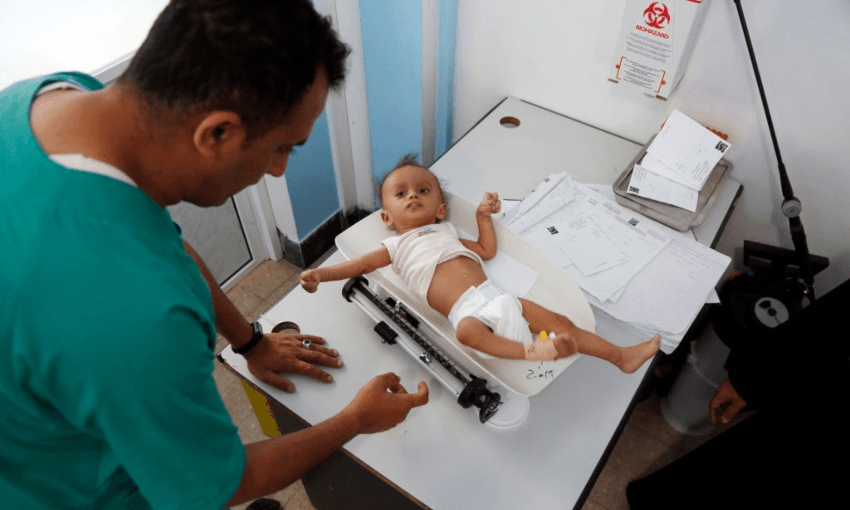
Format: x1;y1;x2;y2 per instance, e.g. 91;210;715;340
485;392;530;431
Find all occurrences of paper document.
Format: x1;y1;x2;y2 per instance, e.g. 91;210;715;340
628;162;699;211
503;173;577;234
508;176;671;303
505;174;731;354
646;109;731;190
586;234;730;336
523;228;575;268
564;195;671;302
556;214;629;276
536;214;629;276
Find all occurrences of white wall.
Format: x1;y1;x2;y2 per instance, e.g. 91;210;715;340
0;0;169;90
454;0;850;294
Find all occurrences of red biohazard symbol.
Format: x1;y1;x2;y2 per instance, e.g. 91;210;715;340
643;2;671;29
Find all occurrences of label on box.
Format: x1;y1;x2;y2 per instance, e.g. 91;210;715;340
610;0;710;99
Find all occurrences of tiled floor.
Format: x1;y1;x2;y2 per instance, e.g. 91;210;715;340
212;259;316;510
214;257;746;510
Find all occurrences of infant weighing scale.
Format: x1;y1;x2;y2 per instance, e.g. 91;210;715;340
335;192;596;429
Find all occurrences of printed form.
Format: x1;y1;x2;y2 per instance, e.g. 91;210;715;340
629;158;699;211
644;109;730;190
505;173;730;353
627;109;731;211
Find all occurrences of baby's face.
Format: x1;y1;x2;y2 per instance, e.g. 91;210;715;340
380;165;446;232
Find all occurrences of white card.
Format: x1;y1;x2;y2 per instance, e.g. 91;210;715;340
628;163;699;212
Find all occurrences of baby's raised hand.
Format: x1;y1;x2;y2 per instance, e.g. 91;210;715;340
300;269;321;293
477;192;501;216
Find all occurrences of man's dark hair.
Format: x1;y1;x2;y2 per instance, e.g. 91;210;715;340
116;0;349;141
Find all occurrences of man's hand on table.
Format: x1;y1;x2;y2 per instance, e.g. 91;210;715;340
244;331;343;393
343;373;430;434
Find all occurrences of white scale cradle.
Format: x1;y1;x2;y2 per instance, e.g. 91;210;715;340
334;192;597;429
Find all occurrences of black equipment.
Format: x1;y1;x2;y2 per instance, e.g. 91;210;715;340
343;276;502;424
714;1;830;346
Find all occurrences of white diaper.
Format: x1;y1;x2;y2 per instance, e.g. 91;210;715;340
447;280;532;343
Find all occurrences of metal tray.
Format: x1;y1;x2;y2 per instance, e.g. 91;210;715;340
612;135;732;231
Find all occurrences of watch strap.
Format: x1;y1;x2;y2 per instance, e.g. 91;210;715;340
233;321;264;355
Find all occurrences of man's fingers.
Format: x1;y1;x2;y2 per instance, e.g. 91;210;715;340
269;332;327;346
300;349;344;368
295;334;326;345
709;391;725;422
709;399;728;424
292;360;335;383
252;368;296;393
376;372;402;388
389;381;408;394
271;332;340;357
379;374;428;406
721;399;747;424
298;342;340;359
709;379;746;424
410;381;430;406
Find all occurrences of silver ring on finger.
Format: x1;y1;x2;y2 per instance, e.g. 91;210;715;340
302;339;312;350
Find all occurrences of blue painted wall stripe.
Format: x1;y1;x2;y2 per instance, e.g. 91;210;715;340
360;0;424;204
436;0;457;159
284;110;340;240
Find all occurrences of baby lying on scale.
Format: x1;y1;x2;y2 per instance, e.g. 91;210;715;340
301;157;660;370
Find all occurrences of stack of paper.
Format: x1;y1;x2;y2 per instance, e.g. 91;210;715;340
504;173;731;353
627;109;731;212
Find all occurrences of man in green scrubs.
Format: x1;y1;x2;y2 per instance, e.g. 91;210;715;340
0;1;428;508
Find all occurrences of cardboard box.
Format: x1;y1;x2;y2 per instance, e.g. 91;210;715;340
609;0;711;99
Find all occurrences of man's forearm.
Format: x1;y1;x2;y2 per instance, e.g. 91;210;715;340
227;405;362;506
183;241;254;349
227;371;428;506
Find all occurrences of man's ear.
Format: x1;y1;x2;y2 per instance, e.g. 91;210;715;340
192;111;246;158
436;202;447;221
380;209;394;229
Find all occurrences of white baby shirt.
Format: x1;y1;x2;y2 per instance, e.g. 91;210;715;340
381;222;483;302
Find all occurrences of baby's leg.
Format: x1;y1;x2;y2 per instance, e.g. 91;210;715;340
518;298;660;373
454;317;527;360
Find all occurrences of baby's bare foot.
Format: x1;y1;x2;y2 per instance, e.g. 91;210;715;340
552;332;578;358
617;334;661;374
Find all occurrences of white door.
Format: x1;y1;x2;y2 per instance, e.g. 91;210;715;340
167;194;264;288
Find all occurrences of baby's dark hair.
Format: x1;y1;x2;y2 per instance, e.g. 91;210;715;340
377;153;446;206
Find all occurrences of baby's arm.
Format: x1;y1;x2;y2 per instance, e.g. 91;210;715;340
300;247;392;293
460;192;501;260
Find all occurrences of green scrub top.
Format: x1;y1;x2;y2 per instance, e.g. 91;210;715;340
0;73;246;509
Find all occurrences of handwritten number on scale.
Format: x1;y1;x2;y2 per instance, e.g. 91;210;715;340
526;362;554;379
